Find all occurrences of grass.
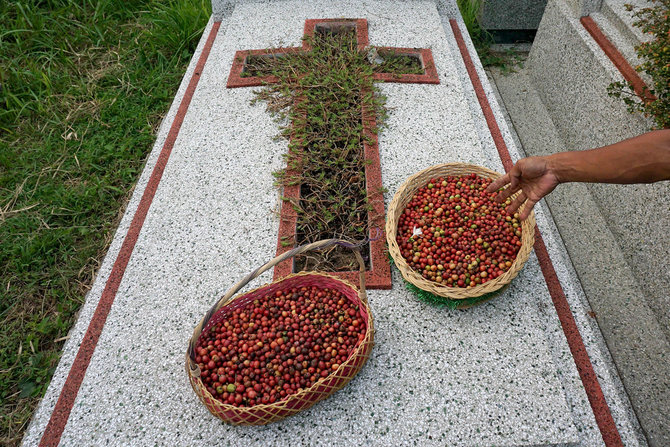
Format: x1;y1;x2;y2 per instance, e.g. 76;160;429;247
250;28;421;272
456;0;523;71
404;280;499;309
0;0;210;445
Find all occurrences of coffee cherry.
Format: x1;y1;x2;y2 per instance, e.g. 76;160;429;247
196;286;366;407
396;174;522;287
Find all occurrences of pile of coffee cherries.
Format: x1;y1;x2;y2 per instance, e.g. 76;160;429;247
194;286;366;407
396;173;522;288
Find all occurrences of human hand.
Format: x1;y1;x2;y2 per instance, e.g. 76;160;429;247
486;156;560;220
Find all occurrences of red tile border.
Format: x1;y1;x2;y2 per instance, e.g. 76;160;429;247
449;18;623;447
38;22;222;447
303;18;370;51
373;48;440;84
227;47;302;88
581;16;655;104
228;18;439;289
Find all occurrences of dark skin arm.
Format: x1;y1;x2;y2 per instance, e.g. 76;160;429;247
486;129;670;220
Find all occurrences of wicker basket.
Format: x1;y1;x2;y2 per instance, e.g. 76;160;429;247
386;163;535;303
186;239;374;425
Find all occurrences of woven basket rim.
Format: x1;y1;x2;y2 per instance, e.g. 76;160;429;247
197;271;370;336
186;269;374;420
386;162;535;300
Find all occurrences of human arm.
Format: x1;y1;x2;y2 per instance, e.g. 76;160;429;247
486;129;670;220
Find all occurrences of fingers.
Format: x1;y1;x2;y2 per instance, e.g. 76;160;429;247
507;193;539;220
519;198;538;221
485;159;540;220
487;175;519;204
488;164;523;204
486;173;510;193
506;191;527;215
495;183;521;204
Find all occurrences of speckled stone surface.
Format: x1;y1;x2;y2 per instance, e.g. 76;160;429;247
565;0;602;15
600;0;654;47
490;63;669;447
24;1;645;446
528;0;651;147
528;0;670;332
591;1;654;90
589;11;644;78
445;14;645;446
527;7;670;443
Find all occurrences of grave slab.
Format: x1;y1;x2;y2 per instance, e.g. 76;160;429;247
24;1;645;446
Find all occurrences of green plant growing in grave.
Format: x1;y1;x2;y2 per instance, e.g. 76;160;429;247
607;0;670;129
0;0;210;445
250;30;421;272
457;0;498;66
458;0;484;38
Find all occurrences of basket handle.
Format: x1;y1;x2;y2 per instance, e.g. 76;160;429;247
189;238;368;363
222;238;367;306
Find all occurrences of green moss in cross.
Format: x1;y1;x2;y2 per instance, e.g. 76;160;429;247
249;30;382;271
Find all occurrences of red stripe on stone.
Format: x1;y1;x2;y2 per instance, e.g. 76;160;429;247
448;22;514;172
581;16;655;104
38;21;222;447
449;18;624;447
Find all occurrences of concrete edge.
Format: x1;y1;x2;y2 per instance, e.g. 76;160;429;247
600;0;653;47
489;63;668;446
589;10;654;90
527;0;652;151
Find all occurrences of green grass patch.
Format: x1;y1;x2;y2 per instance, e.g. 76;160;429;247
0;0;210;444
404;281;499;309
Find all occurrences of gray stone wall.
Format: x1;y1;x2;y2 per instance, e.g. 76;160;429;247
526;0;670;444
481;0;549;30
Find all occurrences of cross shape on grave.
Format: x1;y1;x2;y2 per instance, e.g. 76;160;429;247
227;19;439;289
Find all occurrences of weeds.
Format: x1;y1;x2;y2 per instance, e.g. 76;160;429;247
373;50;424;75
0;1;210;445
456;0;522;70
